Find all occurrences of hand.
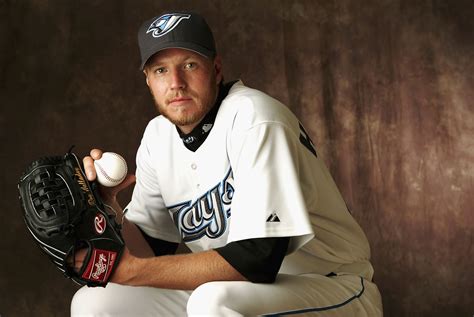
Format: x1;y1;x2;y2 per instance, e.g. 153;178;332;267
67;247;88;273
83;149;136;204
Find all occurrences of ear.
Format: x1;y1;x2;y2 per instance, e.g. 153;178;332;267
213;55;223;84
143;69;150;87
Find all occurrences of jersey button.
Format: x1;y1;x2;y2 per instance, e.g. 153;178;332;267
191;163;197;170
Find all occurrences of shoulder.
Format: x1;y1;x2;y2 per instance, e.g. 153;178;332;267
142;115;174;141
221;81;299;132
138;116;177;160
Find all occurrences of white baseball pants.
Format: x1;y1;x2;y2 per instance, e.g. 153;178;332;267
71;273;382;316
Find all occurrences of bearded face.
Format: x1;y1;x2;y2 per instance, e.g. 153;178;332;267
144;48;222;133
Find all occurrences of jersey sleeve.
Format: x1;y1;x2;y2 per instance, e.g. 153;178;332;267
125;121;182;243
216;237;289;283
138;227;180;256
227;116;315;253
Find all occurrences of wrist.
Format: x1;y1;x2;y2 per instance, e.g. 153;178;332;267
101;195;119;208
102;200;125;224
111;249;140;285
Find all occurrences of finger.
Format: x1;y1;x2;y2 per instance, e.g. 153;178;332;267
66;247;88;273
83;156;96;181
90;148;103;160
74;248;88;273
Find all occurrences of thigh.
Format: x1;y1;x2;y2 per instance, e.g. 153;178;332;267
187;274;382;317
260;274;383;316
71;283;191;316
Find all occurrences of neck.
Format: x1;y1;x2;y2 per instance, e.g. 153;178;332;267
176;81;233;152
177;83;222;134
178;123;200;135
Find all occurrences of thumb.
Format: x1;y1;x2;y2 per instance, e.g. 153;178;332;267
99;174;136;203
114;174;136;193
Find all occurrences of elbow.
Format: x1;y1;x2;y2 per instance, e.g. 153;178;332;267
248;273;277;284
243;260;281;284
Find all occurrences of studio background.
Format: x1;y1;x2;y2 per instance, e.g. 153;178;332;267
1;0;472;316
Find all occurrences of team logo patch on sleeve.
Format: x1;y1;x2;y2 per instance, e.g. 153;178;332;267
146;13;191;38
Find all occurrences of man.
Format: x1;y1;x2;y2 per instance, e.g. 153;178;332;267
71;11;383;316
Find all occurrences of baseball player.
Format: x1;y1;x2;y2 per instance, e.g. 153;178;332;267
71;11;383;316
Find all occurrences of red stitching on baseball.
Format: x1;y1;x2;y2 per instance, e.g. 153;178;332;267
95;154;127;183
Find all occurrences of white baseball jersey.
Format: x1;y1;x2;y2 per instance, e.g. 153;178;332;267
125;80;374;280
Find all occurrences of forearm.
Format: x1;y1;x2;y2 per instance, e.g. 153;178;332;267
101;187;245;289
115;250;246;290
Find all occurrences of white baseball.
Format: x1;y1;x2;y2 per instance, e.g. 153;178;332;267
93;152;128;187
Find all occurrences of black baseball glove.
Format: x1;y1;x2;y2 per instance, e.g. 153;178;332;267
18;152;125;287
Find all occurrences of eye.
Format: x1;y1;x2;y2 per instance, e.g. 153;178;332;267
154;67;166;74
185;62;196;70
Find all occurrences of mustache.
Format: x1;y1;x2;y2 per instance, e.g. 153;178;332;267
170;93;191;99
167;92;194;103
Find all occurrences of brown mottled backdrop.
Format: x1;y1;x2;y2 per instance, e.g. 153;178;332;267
1;0;472;316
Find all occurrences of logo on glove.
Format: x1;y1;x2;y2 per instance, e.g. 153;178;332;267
94;213;106;234
74;167;96;206
82;249;118;283
92;254;107;280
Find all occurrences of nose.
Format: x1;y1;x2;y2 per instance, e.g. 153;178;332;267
170;69;186;90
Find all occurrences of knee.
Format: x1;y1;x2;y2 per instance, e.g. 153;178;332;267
71;286;94;316
70;285;116;316
187;282;239;316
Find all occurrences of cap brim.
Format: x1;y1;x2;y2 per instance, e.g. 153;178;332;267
140;42;215;69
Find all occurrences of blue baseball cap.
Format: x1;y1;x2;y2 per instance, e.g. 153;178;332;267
138;12;217;69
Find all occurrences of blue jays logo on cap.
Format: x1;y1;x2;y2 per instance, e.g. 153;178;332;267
146;13;191;38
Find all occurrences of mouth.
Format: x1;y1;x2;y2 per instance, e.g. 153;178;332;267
169;97;192;105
